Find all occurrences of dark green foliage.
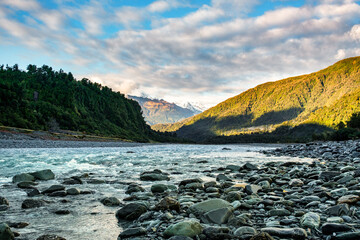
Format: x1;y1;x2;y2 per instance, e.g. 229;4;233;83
347;112;360;129
0;64;173;142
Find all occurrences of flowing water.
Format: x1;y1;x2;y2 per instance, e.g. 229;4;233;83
0;144;313;240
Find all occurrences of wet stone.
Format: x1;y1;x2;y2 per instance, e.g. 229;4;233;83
21;199;45;209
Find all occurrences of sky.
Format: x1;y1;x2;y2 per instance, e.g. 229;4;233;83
1;0;360;109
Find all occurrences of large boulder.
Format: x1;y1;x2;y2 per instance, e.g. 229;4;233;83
163;220;203;238
30;169;55;180
118;227;146;239
42;185;65;194
203;207;233;224
0;223;14;240
12;173;35;183
116;203;147;221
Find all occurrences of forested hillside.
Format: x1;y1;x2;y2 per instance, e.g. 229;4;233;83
0;64;162;142
153;57;360;142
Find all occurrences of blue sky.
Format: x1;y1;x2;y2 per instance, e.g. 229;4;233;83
1;0;360;108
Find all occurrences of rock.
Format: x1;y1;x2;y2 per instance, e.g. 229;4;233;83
125;184;144;194
12;173;35;183
338;195;360;204
179;178;203;186
66;188;80;195
163;220;203;238
116;203;147;221
225;192;242;202
21;199;45;209
27;188;41;197
250;232;274;240
188;199;232;216
319;171;340;181
321;223;352;235
269;209;291;217
155;197;180;212
216;174;232;182
42;185;65;194
168;236;193;240
0;205;9;211
140;170;169;181
184;182;203;190
289;179;304;187
17;181;38;188
151;184;168;193
55;210;70;215
48;191;67;197
226;165;241;171
100;197;121;206
7;222;29;228
245;184;262;195
243;163;258;170
234;226;257;238
118;227;146;239
204;207;233;224
202;226;231;239
0;223;14;240
333;232;360;240
261;227;307;240
62;177;82;185
331;188;348;198
86;179;105;184
327;217;344;223
327;204;350;216
0;196;9;206
30;169;55;180
301;212;320;228
36;235;66;240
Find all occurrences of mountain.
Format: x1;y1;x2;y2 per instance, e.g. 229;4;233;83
152;57;360;142
128;95;202;125
0;64;168;142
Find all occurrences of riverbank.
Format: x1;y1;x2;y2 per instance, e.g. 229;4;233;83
1;141;360;239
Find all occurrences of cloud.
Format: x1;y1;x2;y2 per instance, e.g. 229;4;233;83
0;0;360;108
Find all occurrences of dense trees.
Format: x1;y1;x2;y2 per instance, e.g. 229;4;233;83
0;64;166;142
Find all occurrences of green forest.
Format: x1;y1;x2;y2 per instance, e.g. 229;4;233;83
153;57;360;143
0;64;174;142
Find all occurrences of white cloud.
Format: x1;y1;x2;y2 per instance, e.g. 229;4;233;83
0;0;360;107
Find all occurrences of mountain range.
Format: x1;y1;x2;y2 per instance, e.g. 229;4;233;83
128;95;202;125
152;57;360;142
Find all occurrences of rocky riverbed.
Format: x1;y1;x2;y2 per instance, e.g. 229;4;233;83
1;141;360;239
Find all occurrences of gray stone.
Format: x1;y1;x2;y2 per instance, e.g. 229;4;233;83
301;212;320;228
0;205;9;211
125;184;144;194
234;226;257;237
21;199;45;209
327;204;350;216
289;179;304;187
0;196;9;206
140;170;169;181
101;197;121;206
48;191;67;197
27;188;41;197
0;223;14;240
36;235;66;240
321;223;352;235
269;209;291;217
333;232;360;240
261;227;307;240
155;197;180;212
168;237;193;240
188;199;232;216
226;165;241;171
66;188;80;195
243;163;258;170
151;184;168;193
163;220;203;238
216;174;232;182
42;185;65;194
116;203;147;221
319;171;340;181
30;169;55;180
331;188;348;198
245;184;262;195
118;227;146;239
17;181;38;188
204;207;233;224
338;195;360;204
12;173;35;183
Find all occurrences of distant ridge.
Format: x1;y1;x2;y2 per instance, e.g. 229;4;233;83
152;57;360;142
128;95;201;125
